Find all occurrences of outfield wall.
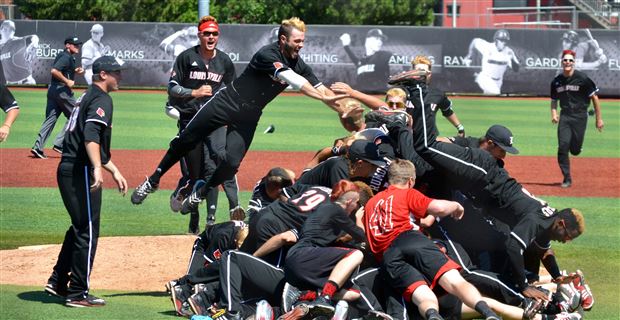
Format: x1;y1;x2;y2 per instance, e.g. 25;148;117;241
1;20;618;96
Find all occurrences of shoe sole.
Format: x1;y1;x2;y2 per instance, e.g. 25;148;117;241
170;287;185;316
44;286;65;298
187;296;204;315
279;304;310;320
307;304;334;317
52;147;63;154
66;301;105;307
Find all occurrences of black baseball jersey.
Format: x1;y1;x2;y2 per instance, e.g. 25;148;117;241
269;186;333;232
403;84;453;149
0;84;18;112
247;179;272;216
550;70;598;114
198;220;246;263
168;46;235;116
344;46;391;93
293;201;366;249
231;42;321;108
61;85;112;165
0;36;36;82
448;136;480;149
296;157;349;189
50;49;77;85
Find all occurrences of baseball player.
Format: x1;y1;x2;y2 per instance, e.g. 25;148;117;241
44;56;127;307
284;180;368;316
246;167;296;221
550;49;604;188
0;84;20;142
132;16;237;233
81;24;110;85
31;36;84;158
464;29;520;95
363;159;501;320
0;20;39;84
560;30;607;70
131;17;346;212
340;28;392;93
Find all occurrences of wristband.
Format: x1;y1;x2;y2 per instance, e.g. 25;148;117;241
456;124;465;132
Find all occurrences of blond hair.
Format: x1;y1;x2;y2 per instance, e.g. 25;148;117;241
388;159;416;185
411;55;432;71
279;17;306;39
339;98;364;132
198;15;217;26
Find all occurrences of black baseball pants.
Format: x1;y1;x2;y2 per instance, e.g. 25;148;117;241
557;111;587;181
50;161;101;299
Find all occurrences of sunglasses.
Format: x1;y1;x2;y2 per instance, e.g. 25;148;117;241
387;101;405;109
562;59;575;63
201;31;219;37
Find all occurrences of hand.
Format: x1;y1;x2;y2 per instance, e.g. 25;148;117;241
551;114;559;124
112;171;128;196
340;33;351;46
192;85;212;98
552;274;578;285
330;82;353;95
596;118;604;132
451;203;464;220
323;93;349;111
90;167;103;191
0;125;10;142
522;286;552;302
66;79;75;88
75;67;85;74
598;53;608;64
457;129;465;138
31;35;39;47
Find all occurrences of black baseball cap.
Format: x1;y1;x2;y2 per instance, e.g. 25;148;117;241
485;125;519;154
92;56;125;74
348;140;386;167
366;28;387;41
64;36;82;45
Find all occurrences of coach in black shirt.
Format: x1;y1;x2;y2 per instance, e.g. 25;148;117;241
550;49;604;188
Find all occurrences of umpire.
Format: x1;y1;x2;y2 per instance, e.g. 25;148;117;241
551;49;604;188
31;36;84;159
44;56;127;307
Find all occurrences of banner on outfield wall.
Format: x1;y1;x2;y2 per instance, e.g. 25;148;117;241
1;20;618;96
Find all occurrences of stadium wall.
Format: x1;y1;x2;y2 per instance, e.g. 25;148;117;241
1;20;618;97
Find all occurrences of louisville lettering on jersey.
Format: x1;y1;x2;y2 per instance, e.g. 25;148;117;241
189;71;207;80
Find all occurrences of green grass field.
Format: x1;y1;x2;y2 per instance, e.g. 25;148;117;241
1;89;619;319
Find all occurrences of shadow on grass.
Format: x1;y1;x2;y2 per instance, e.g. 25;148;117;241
520;181;562;187
105;291;168;297
17;291;66;304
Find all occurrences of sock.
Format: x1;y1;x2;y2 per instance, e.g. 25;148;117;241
321;280;339;298
298;290;317;301
425;308;441;320
150;169;162;185
474;301;496;318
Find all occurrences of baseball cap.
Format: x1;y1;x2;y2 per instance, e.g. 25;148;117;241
348;140;386;167
90;24;104;33
366;28;387;41
485;125;519;154
92;56;125;74
64;36;83;45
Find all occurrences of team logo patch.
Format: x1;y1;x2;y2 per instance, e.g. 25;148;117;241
96;107;105;118
213;249;222;260
273;61;284;69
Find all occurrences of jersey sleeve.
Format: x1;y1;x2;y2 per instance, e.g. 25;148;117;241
169;50;187;86
582;76;598;97
85;95;113;128
52;54;71;72
550;78;558;100
294;59;321;87
252;47;290;79
222;56;236;85
406;189;433;219
0;85;18;112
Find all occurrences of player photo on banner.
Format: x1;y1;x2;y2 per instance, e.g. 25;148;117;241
5;19;618;97
0;19;39;84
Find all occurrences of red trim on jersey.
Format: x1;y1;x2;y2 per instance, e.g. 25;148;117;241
364;186;433;261
403;280;427;303
199;21;219;32
429;259;461;290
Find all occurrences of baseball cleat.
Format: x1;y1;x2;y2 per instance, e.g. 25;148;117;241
278;303;309;320
282;282;302;312
181;180;206;214
557;282;581;313
331;300;349;320
65;294;106;307
170;180;191;212
255;299;274;320
229;206;246;221
44;282;67;298
307;295;335;317
572;270;593;310
552;312;582;320
523;298;545;320
131;176;158;204
187;291;209;316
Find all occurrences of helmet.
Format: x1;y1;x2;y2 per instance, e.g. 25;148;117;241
493;29;510;41
562;30;579;44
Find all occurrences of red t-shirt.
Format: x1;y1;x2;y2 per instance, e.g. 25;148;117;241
364;185;433;261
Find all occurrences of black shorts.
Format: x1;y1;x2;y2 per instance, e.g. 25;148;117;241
284;246;357;290
382;230;461;301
